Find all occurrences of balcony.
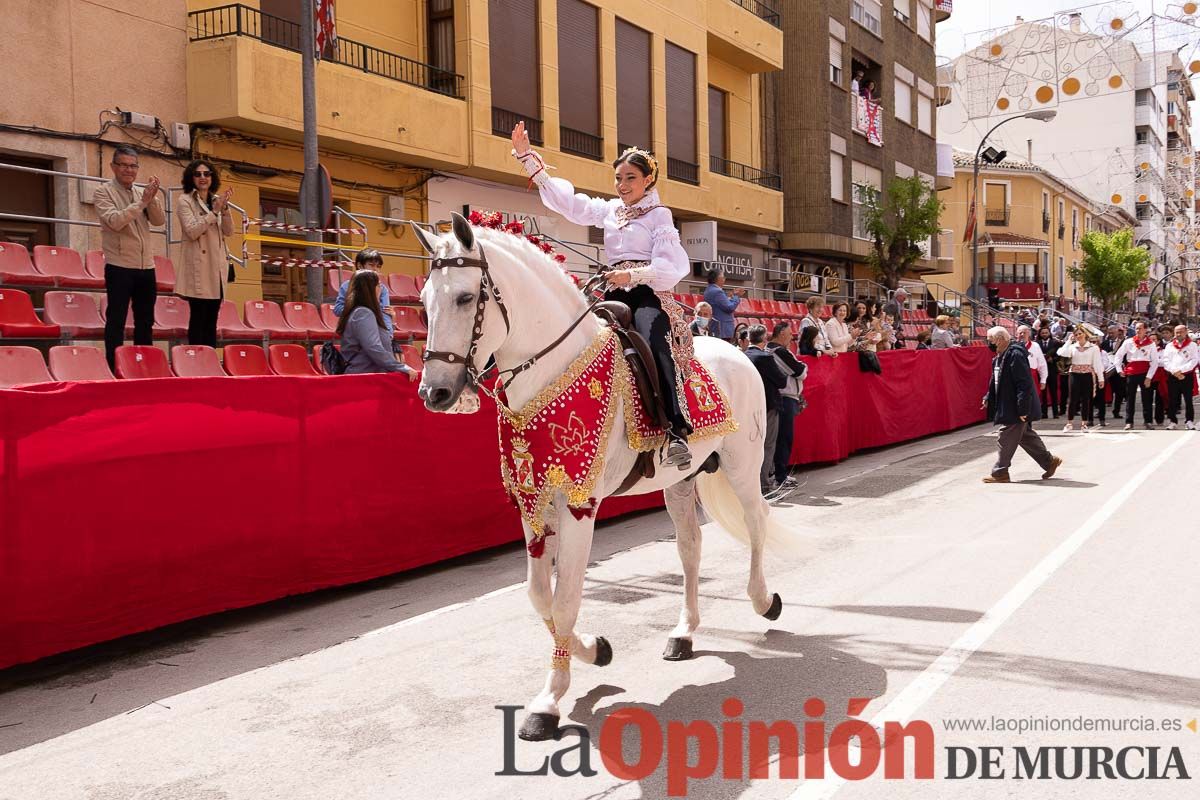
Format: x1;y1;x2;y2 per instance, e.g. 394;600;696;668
985;282;1045;301
706;0;783;73
852;95;884;147
984;207;1010;227
935;0;953;22
936;142;954;190
935;64;954;107
186;5;469;167
710;156;782;190
559;127;603;161
668;158;700;185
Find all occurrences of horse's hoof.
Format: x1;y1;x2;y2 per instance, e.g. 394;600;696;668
762;593;783;621
594;636;613;667
662;637;694;661
517;713;560;741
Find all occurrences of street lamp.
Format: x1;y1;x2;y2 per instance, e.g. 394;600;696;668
970;109;1057;304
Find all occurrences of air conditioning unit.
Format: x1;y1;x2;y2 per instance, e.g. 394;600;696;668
767;257;791;282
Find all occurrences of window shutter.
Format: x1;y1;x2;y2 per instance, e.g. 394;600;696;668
489;0;540;120
557;0;599;135
615;20;651;150
708;87;726;163
665;42;697;164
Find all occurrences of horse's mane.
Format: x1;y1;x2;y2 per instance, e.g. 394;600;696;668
469;226;589;312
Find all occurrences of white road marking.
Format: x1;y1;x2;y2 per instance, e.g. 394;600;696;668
358;582;525;639
787;431;1194;800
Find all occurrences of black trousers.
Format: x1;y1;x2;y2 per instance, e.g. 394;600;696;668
1124;377;1155;425
1093;384;1107;423
1055;373;1070;416
1067;372;1095;424
606;284;691;437
1168;373;1195;423
105;264;157;369
774;396;800;484
1041;368;1059;416
1109;373;1126;415
186;297;221;349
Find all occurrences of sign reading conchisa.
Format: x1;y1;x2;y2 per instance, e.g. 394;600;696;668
690;253;756;282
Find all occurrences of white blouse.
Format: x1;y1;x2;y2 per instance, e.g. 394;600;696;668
519;151;690;293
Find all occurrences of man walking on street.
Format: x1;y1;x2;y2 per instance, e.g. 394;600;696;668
1161;324;1198;430
983;326;1062;483
92;145;165;370
746;324;790;494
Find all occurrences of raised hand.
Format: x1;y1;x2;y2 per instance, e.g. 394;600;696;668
511;121;531;156
214;187;233;213
141;176;161;205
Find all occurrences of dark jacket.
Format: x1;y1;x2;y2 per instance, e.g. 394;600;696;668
987;343;1042;424
747;345;790;411
1036;335;1063;372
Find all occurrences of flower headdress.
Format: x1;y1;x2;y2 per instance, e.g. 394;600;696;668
466;210;579;285
619;146;659;186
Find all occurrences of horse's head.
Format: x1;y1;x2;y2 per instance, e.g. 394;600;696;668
411;212;507;413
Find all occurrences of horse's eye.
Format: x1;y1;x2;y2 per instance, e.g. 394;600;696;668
456;292;475;307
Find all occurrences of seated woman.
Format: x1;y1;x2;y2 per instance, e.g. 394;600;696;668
336;270;418;380
512;122;693;468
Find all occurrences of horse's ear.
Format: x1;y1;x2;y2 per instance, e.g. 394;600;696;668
450;212;475;252
411;222;438;255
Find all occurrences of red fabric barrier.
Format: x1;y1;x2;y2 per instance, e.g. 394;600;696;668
0;347;989;668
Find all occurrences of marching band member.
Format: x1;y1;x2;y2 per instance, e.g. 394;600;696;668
1160;324;1198;430
1112;321;1160;431
510;122;693;469
1060;328;1104;433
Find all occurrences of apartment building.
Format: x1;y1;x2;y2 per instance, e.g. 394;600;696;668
774;0;948;298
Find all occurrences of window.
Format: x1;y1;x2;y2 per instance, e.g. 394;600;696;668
894;0;910;24
489;0;541;143
831;134;847;202
894;160;914;179
851;0;882;37
615;20;651;152
1042;251;1050;288
984;182;1009;225
1057;199;1065;239
1071;208;1079;247
1058;256;1065;292
916;0;932;41
665;42;698;182
1042;190;1050;232
427;0;456;93
895;64;913;125
830;36;844;86
917;84;933;134
709;86;727;167
852;161;882;239
1136;129;1149;144
918;170;934;189
558;0;601;159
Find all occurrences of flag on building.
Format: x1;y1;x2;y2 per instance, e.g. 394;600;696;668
315;0;337;58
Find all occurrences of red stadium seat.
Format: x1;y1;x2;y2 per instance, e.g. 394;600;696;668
268;343;320;376
244;300;301;338
392;306;426;339
85;250;106;281
0;346;53;387
153;295;189;338
398;343;423;373
171;345;224;377
216;300;261;340
282;301;334;340
320;303;340;331
114;345;171;379
43;292;104;337
222;344;271;376
153;255;176;293
743;299;765;316
97;294;133;337
415;274;428;292
327;268;353;296
0;289;61;338
388;273;421;303
763;300;783;318
48;345;113;381
0;242;54;287
33;246;104;289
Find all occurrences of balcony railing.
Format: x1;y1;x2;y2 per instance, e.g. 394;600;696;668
710;156;782;190
727;0;781;28
1042;210;1051;233
934;0;953;22
667;158;700;185
559;127;603;161
852;94;884;146
187;4;465;99
984;207;1009;226
493;108;542;145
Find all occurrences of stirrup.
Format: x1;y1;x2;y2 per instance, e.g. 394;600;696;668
663;436;691;469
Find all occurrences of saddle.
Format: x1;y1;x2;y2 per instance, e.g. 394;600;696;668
593;300;668;491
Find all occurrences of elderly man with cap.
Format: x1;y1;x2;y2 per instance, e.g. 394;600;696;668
982;326;1062;483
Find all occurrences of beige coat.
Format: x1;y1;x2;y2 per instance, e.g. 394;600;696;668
92;179;166;269
177;192;234;299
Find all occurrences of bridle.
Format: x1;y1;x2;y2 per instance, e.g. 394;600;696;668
421;244;608;401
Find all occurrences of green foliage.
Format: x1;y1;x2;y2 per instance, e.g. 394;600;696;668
1067;229;1152;313
858;176;944;290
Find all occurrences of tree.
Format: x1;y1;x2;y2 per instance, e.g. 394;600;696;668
1068;229;1152;314
858;176;944;291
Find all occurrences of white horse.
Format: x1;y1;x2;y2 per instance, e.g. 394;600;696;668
413;213;793;740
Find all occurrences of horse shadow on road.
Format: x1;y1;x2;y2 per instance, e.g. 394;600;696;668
566;628;888;800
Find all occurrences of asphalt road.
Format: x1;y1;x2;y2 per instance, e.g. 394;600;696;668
1;422;1197;800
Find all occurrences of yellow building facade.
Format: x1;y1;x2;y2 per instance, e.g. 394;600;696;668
931;150;1134;309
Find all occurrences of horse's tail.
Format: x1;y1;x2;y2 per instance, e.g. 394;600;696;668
694;470;806;556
